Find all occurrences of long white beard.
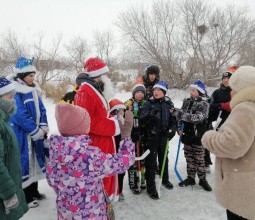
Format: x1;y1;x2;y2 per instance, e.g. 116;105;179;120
101;75;115;102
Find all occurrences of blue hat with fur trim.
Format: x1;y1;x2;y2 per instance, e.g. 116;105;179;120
15;57;36;79
190;79;206;94
0;77;16;97
153;80;168;94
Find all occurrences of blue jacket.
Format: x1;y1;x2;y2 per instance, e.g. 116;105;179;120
7;75;49;187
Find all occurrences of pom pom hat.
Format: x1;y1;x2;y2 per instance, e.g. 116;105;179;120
229;65;255;92
132;83;146;97
0;77;16;96
153;80;168;92
84;57;109;78
55;103;91;136
15;57;36;79
109;99;126;113
190;79;206;94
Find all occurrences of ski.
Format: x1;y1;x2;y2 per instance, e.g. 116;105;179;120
135;149;150;161
157;139;170;198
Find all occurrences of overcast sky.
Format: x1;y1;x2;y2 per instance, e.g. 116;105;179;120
0;0;255;44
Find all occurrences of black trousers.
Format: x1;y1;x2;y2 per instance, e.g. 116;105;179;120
23;182;40;203
118;173;125;193
227;210;248;220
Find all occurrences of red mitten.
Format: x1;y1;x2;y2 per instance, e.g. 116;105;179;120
221;101;231;112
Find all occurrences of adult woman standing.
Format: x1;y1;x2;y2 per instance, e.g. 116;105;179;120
7;57;49;208
202;66;255;220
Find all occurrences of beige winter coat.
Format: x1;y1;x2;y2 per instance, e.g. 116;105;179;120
202;86;255;220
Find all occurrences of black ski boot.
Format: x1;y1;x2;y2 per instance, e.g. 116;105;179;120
162;181;173;190
199;179;212;191
130;185;142;194
179;177;196;187
147;187;159;200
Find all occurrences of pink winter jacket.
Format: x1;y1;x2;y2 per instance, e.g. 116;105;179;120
46;135;135;220
202;86;255;219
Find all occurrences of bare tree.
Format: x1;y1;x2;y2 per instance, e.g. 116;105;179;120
0;30;28;75
33;33;73;87
65;36;91;73
117;0;255;87
93;29;118;66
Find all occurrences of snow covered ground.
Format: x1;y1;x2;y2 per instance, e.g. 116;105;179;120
21;90;226;220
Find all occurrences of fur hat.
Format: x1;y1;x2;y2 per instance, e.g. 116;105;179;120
229;65;255;92
109;99;126;113
0;77;16;97
153;80;168;94
132;83;146;97
222;65;239;80
55;103;91;136
15;57;36;79
190;79;206;94
145;65;160;76
84;57;109;78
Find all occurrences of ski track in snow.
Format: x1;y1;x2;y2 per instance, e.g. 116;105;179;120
21;92;226;220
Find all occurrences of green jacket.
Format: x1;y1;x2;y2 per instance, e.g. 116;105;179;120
0;109;28;219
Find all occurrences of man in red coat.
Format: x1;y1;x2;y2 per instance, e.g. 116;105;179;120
74;57;120;201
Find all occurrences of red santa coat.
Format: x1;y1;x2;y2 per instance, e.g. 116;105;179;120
74;82;120;200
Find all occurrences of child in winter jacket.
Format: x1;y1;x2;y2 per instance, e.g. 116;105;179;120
108;98;127;202
47;103;135;220
139;81;177;200
0;77;28;220
125;83;147;194
175;80;212;191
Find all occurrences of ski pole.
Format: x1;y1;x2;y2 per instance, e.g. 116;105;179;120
157;138;170;198
174;123;184;182
136;140;141;191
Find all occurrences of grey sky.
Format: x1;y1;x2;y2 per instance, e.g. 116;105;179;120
0;0;255;43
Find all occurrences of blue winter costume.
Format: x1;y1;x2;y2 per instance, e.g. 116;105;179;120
7;57;49;190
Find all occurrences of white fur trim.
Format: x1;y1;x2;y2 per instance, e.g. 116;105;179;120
153;84;167;91
86;66;109;78
113;119;120;136
0;83;15;95
190;84;205;94
110;104;126;113
14;65;36;74
80;82;108;110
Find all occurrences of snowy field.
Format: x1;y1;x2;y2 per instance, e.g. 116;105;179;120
21;89;226;220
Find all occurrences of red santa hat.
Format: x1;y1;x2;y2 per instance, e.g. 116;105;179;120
84;57;109;78
55;103;91;136
109;99;126;113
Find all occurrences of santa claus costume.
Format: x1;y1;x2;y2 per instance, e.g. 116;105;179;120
74;57;120;201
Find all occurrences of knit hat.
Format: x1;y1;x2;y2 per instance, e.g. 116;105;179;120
229;65;255;92
153;80;168;94
0;77;16;97
15;57;36;79
55;103;91;136
222;65;239;80
190;79;206;94
84;57;109;78
132;83;146;97
109;99;126;113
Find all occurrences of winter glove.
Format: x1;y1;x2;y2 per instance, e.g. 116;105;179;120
4;194;19;214
32;128;45;141
172;108;184;121
119;110;134;139
221;101;231;112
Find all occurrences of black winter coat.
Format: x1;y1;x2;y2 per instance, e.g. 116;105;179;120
139;96;177;140
208;84;231;127
179;96;209;145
